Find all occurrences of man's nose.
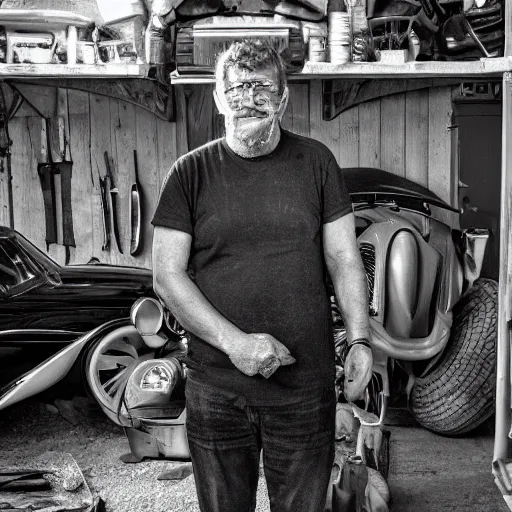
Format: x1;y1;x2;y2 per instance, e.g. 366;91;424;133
240;88;256;106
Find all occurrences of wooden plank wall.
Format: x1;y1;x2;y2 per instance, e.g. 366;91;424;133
181;81;455;205
0;79;455;269
2;83;177;269
307;81;455;203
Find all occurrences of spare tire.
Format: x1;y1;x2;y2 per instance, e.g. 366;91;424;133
410;278;498;435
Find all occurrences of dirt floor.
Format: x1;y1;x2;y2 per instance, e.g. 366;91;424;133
0;397;509;512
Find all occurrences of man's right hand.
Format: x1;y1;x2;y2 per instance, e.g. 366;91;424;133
227;333;296;378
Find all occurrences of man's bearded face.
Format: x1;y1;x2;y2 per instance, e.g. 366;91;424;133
221;66;283;149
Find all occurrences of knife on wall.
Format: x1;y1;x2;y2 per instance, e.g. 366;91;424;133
99;174;110;252
104;151;123;254
129;149;143;256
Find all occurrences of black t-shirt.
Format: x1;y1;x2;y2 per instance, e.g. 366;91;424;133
152;129;352;405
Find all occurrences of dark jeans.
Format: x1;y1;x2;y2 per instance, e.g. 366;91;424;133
185;376;335;512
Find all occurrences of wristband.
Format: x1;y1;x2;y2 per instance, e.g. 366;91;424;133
347;338;371;349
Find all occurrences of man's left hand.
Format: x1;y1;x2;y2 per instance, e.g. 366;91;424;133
344;343;373;402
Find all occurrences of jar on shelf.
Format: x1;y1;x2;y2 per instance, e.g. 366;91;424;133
308;24;328;62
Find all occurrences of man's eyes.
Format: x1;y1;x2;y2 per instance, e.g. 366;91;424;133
227;83;278;94
256;85;278;93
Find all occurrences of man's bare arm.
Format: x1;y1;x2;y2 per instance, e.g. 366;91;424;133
323;213;372;401
323;213;370;342
152;225;244;352
152;226;295;376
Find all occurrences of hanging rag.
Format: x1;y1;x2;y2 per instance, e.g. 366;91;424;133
9;84;75;262
37;158;58;250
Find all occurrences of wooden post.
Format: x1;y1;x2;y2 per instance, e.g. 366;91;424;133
506;0;512;58
494;72;512;463
174;86;189;157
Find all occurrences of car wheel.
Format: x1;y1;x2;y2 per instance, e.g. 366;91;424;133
83;324;152;425
410;278;498;435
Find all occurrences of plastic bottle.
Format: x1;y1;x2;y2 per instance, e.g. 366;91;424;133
349;0;372;62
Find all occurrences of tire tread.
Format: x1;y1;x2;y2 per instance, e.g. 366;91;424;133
410;278;498;435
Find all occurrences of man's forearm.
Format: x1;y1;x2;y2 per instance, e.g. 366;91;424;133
154;270;245;355
332;257;370;343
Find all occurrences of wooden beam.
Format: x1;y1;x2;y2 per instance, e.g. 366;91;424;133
337;106;359;167
185;85;214;152
301;59;512;79
427;87;456;226
156;117;177;189
174;86;189;158
381;93;406;176
0;63;149;78
309;80;341;162
172;58;512;84
67;89;95;264
281;84;310;137
323;78;460;121
10;78;174;122
405;89;429;187
358;100;380;168
494;72;512;463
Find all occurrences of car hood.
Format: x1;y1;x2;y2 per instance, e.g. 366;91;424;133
343;168;459;212
61;263;151;279
55;263;153;291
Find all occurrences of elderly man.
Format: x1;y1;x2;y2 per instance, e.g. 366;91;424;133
151;39;372;512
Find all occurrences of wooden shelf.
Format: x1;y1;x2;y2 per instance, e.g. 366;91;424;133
171;57;512;84
5;57;505;83
300;57;512;79
0;63;150;79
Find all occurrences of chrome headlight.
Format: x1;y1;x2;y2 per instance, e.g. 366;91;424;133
130;297;167;348
124;358;183;410
140;364;172;391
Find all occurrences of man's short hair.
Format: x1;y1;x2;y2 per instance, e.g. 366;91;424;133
215;39;287;95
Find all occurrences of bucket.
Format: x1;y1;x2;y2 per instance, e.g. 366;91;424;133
124;404;190;461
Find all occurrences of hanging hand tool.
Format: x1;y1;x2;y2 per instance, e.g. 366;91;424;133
59;160;76;263
9;85;75;263
38;118;59;252
37;162;57;250
99;174;111;251
104;151;123;253
129;149;143;256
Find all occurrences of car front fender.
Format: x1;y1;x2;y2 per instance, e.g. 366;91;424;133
0;318;130;411
369;309;453;361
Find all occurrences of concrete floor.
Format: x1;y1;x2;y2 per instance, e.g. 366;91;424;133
387;416;509;512
0;398;509;512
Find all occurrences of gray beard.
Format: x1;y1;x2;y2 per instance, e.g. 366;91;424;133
226;115;279;158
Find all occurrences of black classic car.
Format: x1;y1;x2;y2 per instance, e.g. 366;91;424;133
0;226;153;396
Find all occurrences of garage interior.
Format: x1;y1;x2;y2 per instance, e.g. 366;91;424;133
0;1;511;511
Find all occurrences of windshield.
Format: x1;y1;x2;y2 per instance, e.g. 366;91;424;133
0;239;36;291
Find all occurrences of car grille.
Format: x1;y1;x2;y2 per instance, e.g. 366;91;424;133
359;242;377;316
